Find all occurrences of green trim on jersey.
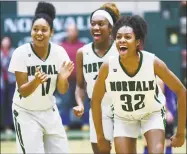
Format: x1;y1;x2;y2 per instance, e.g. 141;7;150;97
154;85;162;104
30;43;51;62
161;107;166;129
119;51;143;77
91;41;113;58
154;95;162;104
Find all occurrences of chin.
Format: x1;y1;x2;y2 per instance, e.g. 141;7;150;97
35;42;45;48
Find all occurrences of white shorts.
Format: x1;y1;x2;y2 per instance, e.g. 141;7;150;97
12;103;69;154
114;109;166;138
89;104;114;143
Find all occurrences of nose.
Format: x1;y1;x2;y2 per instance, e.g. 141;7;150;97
37;30;42;35
93;24;100;30
119;37;126;43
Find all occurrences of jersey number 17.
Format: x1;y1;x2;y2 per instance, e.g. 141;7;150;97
42;78;51;96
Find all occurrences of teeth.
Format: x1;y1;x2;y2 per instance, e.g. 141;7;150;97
120;46;127;48
94;33;101;35
36;38;43;41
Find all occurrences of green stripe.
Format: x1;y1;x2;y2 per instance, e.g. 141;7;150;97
161;107;166;129
14;117;26;154
154;95;162;104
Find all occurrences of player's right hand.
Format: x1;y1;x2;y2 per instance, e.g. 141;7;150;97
97;137;111;154
73;105;84;117
35;67;48;84
170;133;185;148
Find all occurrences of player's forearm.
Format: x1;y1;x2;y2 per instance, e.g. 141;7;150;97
75;86;85;107
19;78;41;97
57;76;69;94
176;88;186;134
91;99;105;138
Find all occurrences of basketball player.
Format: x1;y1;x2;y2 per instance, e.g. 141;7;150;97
73;3;120;154
8;2;73;153
92;15;186;153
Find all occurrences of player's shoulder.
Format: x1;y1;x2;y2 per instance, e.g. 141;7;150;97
15;43;30;52
109;55;119;61
79;42;93;53
12;43;30;56
50;42;66;52
140;50;155;57
50;42;68;55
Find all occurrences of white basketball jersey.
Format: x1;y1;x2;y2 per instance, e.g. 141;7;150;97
82;42;118;99
8;42;70;110
105;51;165;117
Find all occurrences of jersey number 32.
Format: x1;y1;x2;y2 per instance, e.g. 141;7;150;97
120;94;145;112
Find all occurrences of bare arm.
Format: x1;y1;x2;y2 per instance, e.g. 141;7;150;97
91;62;109;139
15;67;47;97
154;57;186;135
75;49;85;107
57;61;74;94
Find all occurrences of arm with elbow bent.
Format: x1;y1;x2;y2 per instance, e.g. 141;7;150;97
91;62;111;153
16;67;48;98
154;56;186;148
74;49;85;117
57;61;74;94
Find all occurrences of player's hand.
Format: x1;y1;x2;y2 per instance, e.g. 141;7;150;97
60;61;74;79
170;133;185;147
97;137;111;154
35;67;48;84
166;111;174;124
73;105;84;117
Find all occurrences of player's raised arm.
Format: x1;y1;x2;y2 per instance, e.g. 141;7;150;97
57;61;74;94
154;56;186;147
91;62;111;153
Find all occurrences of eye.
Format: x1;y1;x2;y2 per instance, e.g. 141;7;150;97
33;28;38;32
116;35;121;39
98;22;104;26
91;22;96;27
42;28;48;32
125;35;132;39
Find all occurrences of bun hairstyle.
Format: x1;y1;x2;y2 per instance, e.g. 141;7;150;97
101;3;120;24
32;1;56;30
90;2;120;26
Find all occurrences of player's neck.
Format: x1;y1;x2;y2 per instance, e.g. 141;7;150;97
32;43;49;60
94;39;112;53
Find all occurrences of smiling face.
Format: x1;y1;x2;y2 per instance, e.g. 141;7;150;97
115;26;140;57
31;18;53;47
90;16;112;43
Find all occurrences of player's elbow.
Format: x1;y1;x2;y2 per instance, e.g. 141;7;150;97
18;89;30;98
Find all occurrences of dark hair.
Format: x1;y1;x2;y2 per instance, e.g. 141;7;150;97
90;3;120;26
112;15;148;44
32;1;56;30
101;3;120;23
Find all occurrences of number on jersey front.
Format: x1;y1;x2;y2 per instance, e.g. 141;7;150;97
42;78;51;96
120;94;145;112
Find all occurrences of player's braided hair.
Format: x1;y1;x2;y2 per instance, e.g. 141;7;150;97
32;1;56;30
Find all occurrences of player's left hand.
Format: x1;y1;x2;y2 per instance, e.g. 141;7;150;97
60;61;74;79
170;133;185;147
98;137;111;154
